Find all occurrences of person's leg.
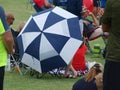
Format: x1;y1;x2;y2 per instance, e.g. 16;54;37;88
89;27;103;40
103;60;120;90
70;65;77;78
64;60;72;77
0;66;5;90
64;60;77;78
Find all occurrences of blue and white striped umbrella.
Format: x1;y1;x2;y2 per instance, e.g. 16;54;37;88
17;7;83;73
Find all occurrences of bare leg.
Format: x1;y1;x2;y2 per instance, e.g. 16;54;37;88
64;60;72;77
64;60;77;78
70;65;77;78
89;27;103;40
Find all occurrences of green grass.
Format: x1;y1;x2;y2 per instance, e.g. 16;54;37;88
4;71;79;90
1;1;105;90
0;0;35;30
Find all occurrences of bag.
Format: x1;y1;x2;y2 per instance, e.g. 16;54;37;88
2;30;15;54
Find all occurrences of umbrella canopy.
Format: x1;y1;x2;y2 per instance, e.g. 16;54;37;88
17;6;83;73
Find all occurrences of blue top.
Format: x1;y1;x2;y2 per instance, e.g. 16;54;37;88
54;0;67;6
100;0;107;8
66;0;82;19
72;78;98;90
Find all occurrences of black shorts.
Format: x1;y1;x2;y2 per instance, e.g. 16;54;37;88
103;60;120;90
0;66;5;90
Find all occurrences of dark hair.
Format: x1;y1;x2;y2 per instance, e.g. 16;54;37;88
93;63;103;74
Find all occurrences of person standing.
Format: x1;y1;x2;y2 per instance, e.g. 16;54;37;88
67;0;83;34
63;0;83;78
67;0;82;20
102;0;120;90
0;6;10;90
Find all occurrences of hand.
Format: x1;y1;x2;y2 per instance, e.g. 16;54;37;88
88;12;94;17
51;5;55;8
83;20;90;26
99;8;104;16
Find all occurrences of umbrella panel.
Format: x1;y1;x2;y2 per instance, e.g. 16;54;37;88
17;7;83;73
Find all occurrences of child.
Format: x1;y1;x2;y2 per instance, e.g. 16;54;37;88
72;63;103;90
64;43;87;78
72;43;87;75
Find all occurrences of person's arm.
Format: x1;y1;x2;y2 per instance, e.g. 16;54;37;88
95;73;103;90
88;12;99;27
44;0;55;8
0;6;15;54
102;23;110;32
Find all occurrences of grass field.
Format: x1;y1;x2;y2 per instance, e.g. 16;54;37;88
1;0;105;90
0;0;35;29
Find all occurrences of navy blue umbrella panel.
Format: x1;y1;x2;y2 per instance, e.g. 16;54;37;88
17;7;83;73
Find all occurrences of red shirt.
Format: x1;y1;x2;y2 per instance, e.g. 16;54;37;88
72;44;87;71
83;0;94;12
33;0;45;8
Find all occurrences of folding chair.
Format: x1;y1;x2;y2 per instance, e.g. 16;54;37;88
83;26;108;53
10;54;23;75
84;37;93;53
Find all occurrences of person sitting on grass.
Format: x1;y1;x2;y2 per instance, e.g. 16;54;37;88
72;63;103;90
63;42;87;78
31;0;55;12
5;12;19;53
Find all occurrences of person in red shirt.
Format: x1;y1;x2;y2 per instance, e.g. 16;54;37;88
33;0;55;12
64;43;87;78
72;43;87;72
